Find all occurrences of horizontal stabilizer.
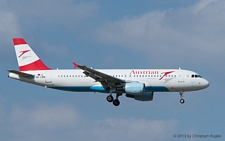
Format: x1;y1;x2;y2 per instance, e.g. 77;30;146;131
8;70;34;77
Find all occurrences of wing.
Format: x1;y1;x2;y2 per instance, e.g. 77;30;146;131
75;63;125;89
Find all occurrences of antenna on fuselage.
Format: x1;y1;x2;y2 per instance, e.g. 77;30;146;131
179;67;181;70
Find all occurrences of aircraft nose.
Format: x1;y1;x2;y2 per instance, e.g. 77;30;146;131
202;79;210;88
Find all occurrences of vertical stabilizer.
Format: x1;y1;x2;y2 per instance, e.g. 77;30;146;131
13;38;51;71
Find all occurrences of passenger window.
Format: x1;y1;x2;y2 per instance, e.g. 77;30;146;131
192;75;194;78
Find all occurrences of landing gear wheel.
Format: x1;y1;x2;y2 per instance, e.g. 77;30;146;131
180;99;185;104
106;95;114;102
113;99;120;106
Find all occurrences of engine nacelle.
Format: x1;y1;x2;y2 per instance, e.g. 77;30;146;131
124;82;145;95
126;92;154;101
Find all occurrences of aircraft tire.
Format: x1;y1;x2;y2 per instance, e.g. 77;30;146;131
113;99;120;106
180;99;185;104
106;95;114;102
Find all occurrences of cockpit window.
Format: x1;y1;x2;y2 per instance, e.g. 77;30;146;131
192;74;202;78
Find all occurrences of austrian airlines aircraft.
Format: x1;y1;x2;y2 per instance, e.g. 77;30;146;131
8;38;209;106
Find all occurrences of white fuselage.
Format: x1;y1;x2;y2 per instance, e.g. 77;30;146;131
8;69;209;93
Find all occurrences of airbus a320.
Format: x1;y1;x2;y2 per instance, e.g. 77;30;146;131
8;38;209;106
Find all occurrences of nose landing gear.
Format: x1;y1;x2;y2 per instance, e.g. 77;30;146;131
179;91;185;104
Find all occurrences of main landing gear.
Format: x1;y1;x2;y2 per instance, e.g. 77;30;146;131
179;91;185;104
106;93;122;106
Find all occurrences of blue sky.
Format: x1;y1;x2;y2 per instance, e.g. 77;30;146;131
0;0;224;140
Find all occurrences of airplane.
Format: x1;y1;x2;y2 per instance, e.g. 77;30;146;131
8;38;209;106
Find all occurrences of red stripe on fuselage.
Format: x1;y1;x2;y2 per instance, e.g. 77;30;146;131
19;59;51;71
13;38;27;45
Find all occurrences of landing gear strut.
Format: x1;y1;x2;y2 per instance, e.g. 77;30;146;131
179;91;185;104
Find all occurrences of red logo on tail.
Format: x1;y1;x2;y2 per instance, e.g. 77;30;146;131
19;50;30;58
